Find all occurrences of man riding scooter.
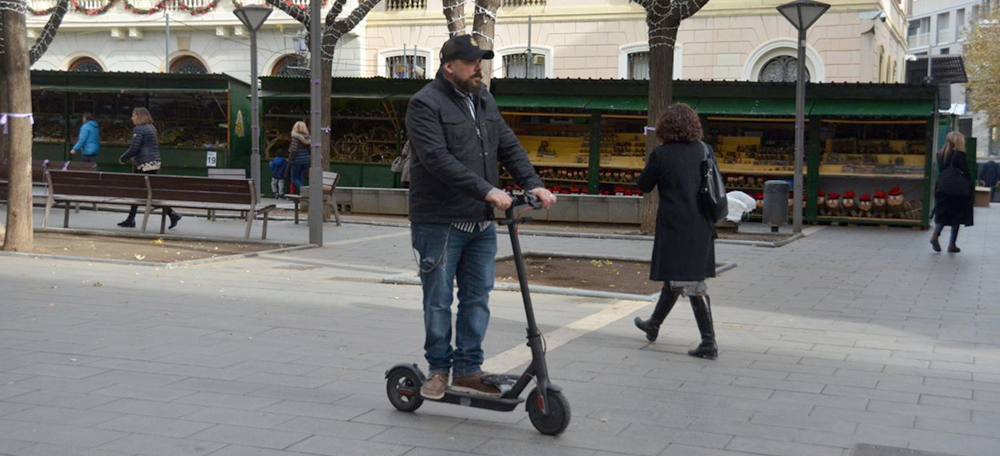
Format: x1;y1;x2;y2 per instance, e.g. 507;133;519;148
405;34;557;399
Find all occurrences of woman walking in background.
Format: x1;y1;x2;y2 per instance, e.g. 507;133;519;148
288;121;311;195
117;108;181;229
633;103;718;360
931;131;973;253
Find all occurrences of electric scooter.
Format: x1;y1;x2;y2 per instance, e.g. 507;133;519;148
385;192;571;435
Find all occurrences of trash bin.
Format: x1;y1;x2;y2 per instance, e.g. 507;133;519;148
763;180;790;227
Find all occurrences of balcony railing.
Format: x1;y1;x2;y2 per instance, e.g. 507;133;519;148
387;0;425;9
907;32;930;48
502;0;545;6
937;28;953;43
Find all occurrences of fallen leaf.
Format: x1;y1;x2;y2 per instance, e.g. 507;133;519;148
134;254;146;260
152;238;164;245
92;282;103;287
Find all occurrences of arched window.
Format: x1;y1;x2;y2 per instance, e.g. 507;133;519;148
170;56;208;74
69;57;103;72
493;45;553;79
758;56;810;82
271;54;309;77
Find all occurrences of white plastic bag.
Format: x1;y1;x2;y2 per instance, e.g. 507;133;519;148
725;191;756;223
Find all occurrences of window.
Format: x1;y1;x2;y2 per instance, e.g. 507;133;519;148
627;51;650;80
69;57;103;72
757;56;809;82
939;47;950;55
957;9;966;37
907;17;930;47
386;55;427;79
170;56;208;74
503;52;545;79
271;54;309;77
938;12;951;43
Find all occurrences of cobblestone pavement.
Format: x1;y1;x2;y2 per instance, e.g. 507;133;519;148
0;204;998;456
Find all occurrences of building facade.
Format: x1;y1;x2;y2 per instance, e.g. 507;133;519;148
29;0;910;85
907;0;996;157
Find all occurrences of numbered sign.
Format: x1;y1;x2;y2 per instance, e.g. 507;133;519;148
206;151;218;167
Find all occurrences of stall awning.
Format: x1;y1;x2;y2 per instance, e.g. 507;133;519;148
258;90;308;100
494;95;591;109
32;85;228;94
257;91;407;100
696;98;801;116
810;99;935;117
586;97;647;111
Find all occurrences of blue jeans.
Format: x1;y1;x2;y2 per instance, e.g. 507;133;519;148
411;222;497;377
290;164;308;194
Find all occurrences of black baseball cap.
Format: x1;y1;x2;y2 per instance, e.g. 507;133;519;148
440;35;495;63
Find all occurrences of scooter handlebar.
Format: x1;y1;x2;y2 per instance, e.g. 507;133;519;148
511;192;543;210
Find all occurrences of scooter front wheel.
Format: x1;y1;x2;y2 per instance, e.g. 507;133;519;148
386;368;424;412
526;387;571;435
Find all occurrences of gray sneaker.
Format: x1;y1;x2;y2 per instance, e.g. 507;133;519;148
420;372;448;400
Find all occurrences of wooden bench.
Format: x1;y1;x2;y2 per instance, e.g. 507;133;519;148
1;159;51;200
44;170;153;231
146;174;276;239
206;168;248;220
55;161;101;212
286;171;342;226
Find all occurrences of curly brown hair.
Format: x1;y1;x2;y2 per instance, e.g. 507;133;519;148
655;103;703;144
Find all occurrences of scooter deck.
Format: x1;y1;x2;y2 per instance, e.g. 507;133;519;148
432;389;525;412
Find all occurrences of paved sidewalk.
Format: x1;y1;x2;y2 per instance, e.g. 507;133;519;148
1;204;998;456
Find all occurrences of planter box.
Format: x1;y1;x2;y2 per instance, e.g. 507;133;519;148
335;187;643;224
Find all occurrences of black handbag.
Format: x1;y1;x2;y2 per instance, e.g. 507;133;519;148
936;156;972;197
699;142;729;222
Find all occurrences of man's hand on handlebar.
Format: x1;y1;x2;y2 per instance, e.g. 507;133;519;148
529;187;557;209
486;188;513;210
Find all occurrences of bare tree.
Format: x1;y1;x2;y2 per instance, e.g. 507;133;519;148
441;0;499;85
635;0;710;233
1;2;36;251
266;0;382;167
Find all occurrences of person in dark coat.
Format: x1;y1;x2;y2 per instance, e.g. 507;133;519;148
979;158;1000;200
931;131;973;253
634;103;718;360
117;107;181;229
288;121;310;195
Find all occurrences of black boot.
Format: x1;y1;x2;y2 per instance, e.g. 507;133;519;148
688;295;718;360
168;210;182;229
634;289;679;342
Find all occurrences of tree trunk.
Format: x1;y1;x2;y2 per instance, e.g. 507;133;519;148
472;0;499;86
443;0;466;36
639;24;678;234
2;7;35;252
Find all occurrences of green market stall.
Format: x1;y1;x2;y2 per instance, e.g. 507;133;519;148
30;70;251;176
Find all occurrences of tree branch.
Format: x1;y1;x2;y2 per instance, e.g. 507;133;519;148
326;0;348;24
29;0;69;65
331;0;381;36
264;0;309;26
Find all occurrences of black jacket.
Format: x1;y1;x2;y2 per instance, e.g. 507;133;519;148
980;160;1000;186
119;124;161;166
405;70;543;223
934;150;974;227
638;142;716;282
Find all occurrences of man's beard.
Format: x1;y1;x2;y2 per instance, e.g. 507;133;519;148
460;72;483;92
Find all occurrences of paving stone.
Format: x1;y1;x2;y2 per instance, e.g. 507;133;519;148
725;436;845;456
350;409;463;432
95;415;217;438
368;426;490;452
91;384;197;402
174;392;283;411
7;405;122;427
262;401;370;421
5;390;119;409
0;419;127;448
8;443;137;456
285;435;412;456
180;408;296;429
92;398;205;419
9;363;108;379
94;434;226;456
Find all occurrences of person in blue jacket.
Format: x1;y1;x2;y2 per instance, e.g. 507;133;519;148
70;112;100;163
269;150;288;199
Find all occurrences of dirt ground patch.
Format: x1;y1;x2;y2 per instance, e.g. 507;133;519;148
31;232;288;263
495;256;660;295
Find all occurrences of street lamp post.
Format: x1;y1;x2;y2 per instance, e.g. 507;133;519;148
234;4;272;201
777;0;829;234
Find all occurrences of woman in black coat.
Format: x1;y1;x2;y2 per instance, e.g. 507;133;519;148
117;107;181;229
931;131;973;253
634;103;718;359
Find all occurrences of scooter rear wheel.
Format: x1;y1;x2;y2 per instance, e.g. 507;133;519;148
386;369;424;412
527;387;571;435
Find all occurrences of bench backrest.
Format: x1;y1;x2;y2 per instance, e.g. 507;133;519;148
1;159;56;183
59;161;100;172
147;175;254;205
208;168;247;180
47;170;150;200
321;171;340;197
